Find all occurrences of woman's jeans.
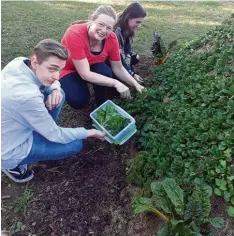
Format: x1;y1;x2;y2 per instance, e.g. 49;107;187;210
60;62;116;109
19;89;83;166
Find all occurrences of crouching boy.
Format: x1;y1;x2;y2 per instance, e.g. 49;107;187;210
1;39;105;183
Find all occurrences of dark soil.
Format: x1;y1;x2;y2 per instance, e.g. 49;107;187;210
134;55;155;79
1;56;163;236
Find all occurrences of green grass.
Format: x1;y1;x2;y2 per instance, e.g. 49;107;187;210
14;185;34;215
1;1;234;68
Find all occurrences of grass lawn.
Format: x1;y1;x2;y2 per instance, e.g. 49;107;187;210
1;1;234;68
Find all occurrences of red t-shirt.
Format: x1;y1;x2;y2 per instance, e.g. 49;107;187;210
60;23;121;78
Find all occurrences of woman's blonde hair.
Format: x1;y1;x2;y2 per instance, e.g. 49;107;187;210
72;5;117;25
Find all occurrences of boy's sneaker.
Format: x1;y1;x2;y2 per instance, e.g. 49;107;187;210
2;165;34;183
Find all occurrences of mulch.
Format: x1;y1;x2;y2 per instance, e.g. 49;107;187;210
2;56;162;236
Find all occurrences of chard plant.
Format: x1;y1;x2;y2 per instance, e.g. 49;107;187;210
133;178;224;236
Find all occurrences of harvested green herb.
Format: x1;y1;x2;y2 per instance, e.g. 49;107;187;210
96;105;130;136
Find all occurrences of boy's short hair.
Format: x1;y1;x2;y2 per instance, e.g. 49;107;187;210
32;39;69;64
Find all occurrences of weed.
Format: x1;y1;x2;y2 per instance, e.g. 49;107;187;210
14;185;34;215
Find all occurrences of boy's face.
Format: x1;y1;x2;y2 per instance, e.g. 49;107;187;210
31;55;66;86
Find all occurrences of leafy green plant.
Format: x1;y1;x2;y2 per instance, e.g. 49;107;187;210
133;178;224;236
14;186;34;215
120;17;234;216
96;104;130;136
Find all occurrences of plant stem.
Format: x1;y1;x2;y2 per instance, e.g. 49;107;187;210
150;207;170;222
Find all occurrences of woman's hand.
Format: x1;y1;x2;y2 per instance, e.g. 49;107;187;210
135;83;145;93
133;74;144;83
113;79;131;99
86;129;106;141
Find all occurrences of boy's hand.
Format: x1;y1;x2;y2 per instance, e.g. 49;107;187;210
46;89;63;110
87;129;106;141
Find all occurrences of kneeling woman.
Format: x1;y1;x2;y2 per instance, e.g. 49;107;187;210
60;5;144;109
114;2;147;83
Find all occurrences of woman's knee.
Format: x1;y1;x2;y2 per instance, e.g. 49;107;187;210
60;73;90;109
67;96;90;109
91;63;112;78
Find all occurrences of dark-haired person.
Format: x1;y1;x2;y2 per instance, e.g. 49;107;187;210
59;5;145;109
114;2;147;83
1;39;105;183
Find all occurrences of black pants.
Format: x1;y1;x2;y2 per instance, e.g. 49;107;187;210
60;63;118;109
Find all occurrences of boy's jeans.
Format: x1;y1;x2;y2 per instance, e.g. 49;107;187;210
19;89;83;166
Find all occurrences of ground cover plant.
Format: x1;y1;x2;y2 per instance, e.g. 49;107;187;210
120;17;234;232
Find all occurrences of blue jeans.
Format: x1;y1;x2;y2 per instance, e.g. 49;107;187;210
19;89;83;166
60;62;118;109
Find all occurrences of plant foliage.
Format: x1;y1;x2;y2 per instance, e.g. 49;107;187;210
96;104;130;136
133;179;224;235
120;18;234;215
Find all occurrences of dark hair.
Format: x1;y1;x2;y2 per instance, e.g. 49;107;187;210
114;2;147;38
32;39;69;64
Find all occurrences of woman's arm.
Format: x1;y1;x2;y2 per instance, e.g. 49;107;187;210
110;60;145;93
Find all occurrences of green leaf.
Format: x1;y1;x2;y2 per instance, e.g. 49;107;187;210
191;185;211;217
171;219;184;226
231;197;234;206
227;206;234;217
172;223;197;236
133;197;153;214
224;191;231;202
227;176;234;181
215;178;221;187
157;224;170;236
162;178;184;216
208;217;224;228
13;221;23;233
214;188;222;196
151;181;172;214
219;160;226;168
219;185;227;191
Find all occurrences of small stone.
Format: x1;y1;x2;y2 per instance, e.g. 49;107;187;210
65;181;69;186
8;184;11;188
2;195;11;199
32;222;36;226
134;223;144;233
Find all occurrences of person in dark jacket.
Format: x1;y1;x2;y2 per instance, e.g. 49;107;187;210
114;2;147;83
